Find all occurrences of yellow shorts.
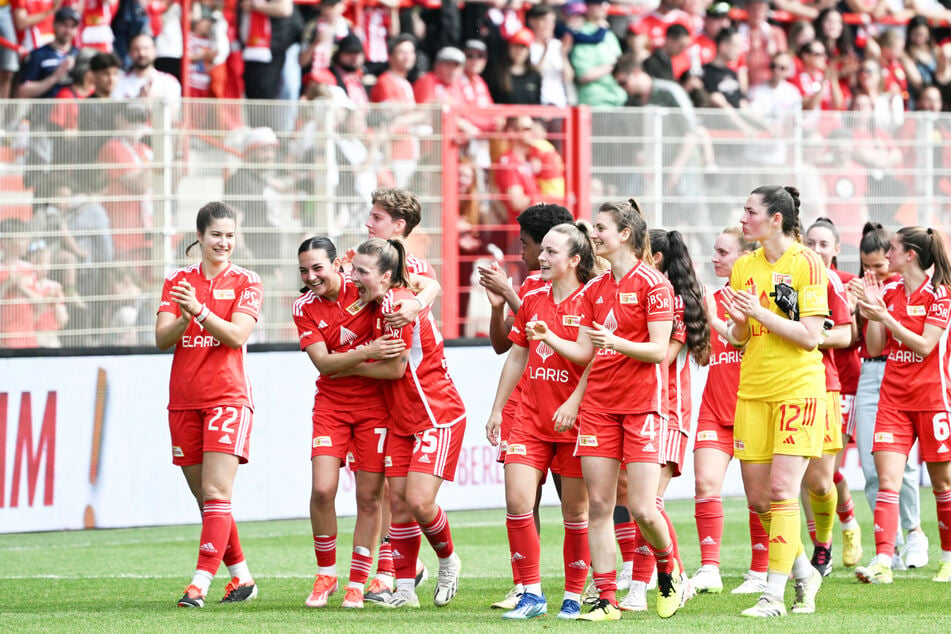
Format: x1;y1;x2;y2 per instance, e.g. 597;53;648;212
823;391;843;455
733;397;825;462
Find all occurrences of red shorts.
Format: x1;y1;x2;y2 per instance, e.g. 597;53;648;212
498;396;520;463
312;406;388;473
694;417;734;456
574;410;663;464
841;393;856;438
168;405;252;466
506;429;583;478
385;422;466;481
661;422;688;477
873;407;951;462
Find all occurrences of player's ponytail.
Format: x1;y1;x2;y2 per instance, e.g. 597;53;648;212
186;201;237;256
751;185;802;242
897;226;951;287
356;238;410;289
650;229;711;366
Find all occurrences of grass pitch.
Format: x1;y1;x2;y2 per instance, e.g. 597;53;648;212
0;495;946;632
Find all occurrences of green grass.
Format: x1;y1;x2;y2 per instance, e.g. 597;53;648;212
0;495;946;632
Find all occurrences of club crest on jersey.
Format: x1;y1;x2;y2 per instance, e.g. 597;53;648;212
578;435;598;447
536;341;555;363
772;273;792;286
507;444;527;456
384;456;393;467
874;432;894;443
563;314;581;327
906;305;926;316
172;446;184;458
213;288;235;300
339;327;358;346
346;299;366;315
697;430;718;442
734;439;745;450
619;292;638;304
313;436;333;448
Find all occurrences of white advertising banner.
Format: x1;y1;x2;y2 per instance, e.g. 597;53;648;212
0;348;884;534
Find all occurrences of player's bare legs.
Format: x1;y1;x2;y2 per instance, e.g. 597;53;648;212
579;456;621;609
925;461;951;581
858;450;911;583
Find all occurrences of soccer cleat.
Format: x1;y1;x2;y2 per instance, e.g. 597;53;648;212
304;574;338;608
364;576;394;604
656;560;684;619
891;553;907;571
855;556;894;584
577;598;621;621
901;530;929;569
811;545;833;577
732;570;767;594
741;594;787;618
790;567;822;614
220;578;258;603
581;581;598;603
690;564;723;594
842;527;863;567
341;586;364;609
616;567;632;591
177;585;205;608
377;588;420;608
556;598;581;619
933;560;951;582
433;552;461;607
490;586;522;610
501;591;547;619
415;557;429;588
618;581;647;612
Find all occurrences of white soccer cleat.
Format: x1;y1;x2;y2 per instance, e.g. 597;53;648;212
741;594;787;618
690;564;723;594
490;585;522;610
377;588;421;608
901;530;929;569
616;566;632;591
618;581;647;612
732;570;767;594
790;567;822;614
433;552;461;607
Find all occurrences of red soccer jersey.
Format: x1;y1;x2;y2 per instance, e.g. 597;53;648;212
375;287;466;435
698;286;742;426
406;254;436;281
632;10;695;50
502;273;550;422
821;268;852;392
879;277;951;411
667;294;692;433
292;272;386;412
159;263;262;410
579;263;674;415
370;70;415;104
831;269;860;394
509;284;585;442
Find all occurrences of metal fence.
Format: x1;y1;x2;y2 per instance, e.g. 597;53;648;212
1;98;948;349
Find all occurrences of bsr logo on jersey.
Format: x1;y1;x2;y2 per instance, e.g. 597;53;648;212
239;288;262;310
647;290;670;312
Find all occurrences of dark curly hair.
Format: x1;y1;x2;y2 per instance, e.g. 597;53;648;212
649;229;710;366
516;203;574;244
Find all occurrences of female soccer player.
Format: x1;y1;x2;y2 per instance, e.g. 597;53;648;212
799;218;855;577
292;236;406;609
721;186;827;618
852;226;951;584
849;223;928;570
156;202;262;608
528;200;684;621
339;238;466;609
689;228;770;596
617;228;710;612
485;222;599;620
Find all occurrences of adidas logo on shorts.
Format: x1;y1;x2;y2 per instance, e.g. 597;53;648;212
783;435;796;445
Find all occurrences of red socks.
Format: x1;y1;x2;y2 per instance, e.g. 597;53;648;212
592;570;617;604
349;549;374;585
935;490;951;552
506;512;540;585
313;534;336;568
376;539;395;577
420;506;455;559
196;499;232;576
873;490;900;558
695;496;723;566
749;506;769;573
563;520;590;594
389;522;422;582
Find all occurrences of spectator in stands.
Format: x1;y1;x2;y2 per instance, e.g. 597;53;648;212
685;1;732;76
792;40;846;111
854;58;904;130
78;0;119;53
875;28;910;106
570;0;625;106
12;0;57;53
486;27;542;104
66;172;113;307
462;39;494;108
772;0;831;20
702;27;758;134
299;0;351;87
329;32;368;106
147;0;183;81
902;15;938;105
371;33;416;103
30;176;84;304
933;39;951;111
787;19;816;68
98;103;154;265
629;0;694;54
371;34;425;188
736;0;787;91
240;0;293;110
850;92;906;224
0;0;18;102
357;0;399;77
526;2;572;107
0;218;39;348
813;8;858;88
26;238;67;348
493;115;541;231
16;7;80;99
77;51;121;175
643;23;692;81
114;33;182;112
744;51;802;185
